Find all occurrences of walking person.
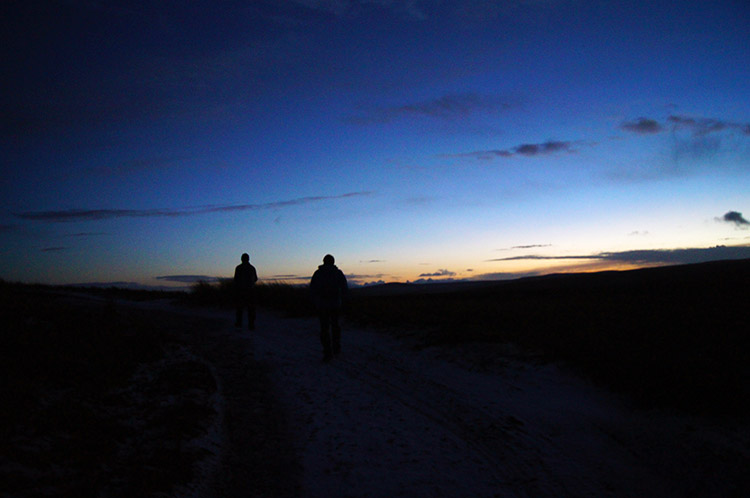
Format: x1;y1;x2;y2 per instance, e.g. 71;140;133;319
310;254;348;362
234;253;258;330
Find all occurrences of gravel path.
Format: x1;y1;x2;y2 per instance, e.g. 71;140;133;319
176;306;748;498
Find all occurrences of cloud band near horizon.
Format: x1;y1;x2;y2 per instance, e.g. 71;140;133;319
486;245;750;266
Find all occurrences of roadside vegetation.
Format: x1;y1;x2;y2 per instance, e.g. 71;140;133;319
0;280;292;497
186;279;314;316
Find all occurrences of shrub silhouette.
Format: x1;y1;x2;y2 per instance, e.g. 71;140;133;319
187;280;314;316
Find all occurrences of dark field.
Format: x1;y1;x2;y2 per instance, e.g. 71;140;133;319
349;259;750;418
0;284;293;497
1;258;748;495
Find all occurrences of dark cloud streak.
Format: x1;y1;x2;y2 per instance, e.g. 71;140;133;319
620;118;662;134
721;211;750;227
487;245;750;265
619;114;750;137
15;192;373;223
66;232;108;237
496;244;552;251
452;140;576;160
667;115;750;137
513;244;552;249
155;275;220;283
418;269;456;277
348;93;520;125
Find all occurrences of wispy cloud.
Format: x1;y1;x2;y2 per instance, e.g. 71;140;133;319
348;93;519;125
3;3;315;142
718;211;750;228
514;141;574;156
667;115;750;137
610;113;750;182
620;117;662;134
270;274;309;280
392;93;516;119
66;232;108;238
487;245;750;265
86;157;185;178
419;269;456;277
155;275;221;283
667;114;749;164
15;192;373;223
489;254;592;262
497;244;552;251
450;140;577;160
619;114;749;137
289;0;565;22
347;273;387;279
360;259;386;263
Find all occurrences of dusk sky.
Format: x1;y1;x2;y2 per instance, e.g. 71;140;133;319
2;0;749;288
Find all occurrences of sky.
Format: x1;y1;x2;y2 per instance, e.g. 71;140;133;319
2;0;750;288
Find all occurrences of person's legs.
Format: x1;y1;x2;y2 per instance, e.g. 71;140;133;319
247;293;256;330
235;303;243;327
330;309;341;356
319;311;333;361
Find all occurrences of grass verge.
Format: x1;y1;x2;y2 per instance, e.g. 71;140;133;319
0;282;219;496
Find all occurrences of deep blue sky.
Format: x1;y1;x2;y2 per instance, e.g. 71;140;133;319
2;0;749;287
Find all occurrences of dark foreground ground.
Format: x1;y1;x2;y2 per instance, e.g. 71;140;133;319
0;285;298;497
1;258;748;495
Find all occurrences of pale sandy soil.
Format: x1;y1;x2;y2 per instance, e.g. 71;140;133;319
179;304;750;498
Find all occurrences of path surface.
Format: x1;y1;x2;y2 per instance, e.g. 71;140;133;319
208;308;746;498
121;296;748;498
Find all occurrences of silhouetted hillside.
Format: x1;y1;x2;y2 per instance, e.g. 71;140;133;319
353;258;749;298
349;259;750;418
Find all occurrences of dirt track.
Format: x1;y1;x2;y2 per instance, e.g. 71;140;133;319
179;304;750;498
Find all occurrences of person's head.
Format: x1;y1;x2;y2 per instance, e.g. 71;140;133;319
323;254;335;265
241;253;250;263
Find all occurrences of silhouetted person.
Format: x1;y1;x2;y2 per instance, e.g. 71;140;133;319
310;254;348;362
234;253;258;330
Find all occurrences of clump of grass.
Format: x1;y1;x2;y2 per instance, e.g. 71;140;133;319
60;285;187;302
185;280;314;316
187;278;235;307
256;282;314;316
